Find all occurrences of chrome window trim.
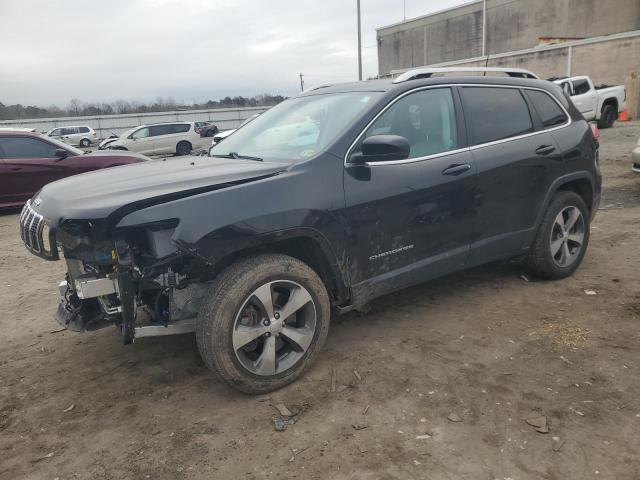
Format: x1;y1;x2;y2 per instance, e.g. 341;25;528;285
344;84;572;168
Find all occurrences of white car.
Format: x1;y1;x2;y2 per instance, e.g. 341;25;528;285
553;76;626;129
47;125;98;147
107;122;204;156
211;114;261;145
632;136;640;173
0;127;37;132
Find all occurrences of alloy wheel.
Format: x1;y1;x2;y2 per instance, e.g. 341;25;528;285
232;280;316;376
550;206;585;267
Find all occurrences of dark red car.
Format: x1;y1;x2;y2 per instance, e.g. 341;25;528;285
0;131;148;208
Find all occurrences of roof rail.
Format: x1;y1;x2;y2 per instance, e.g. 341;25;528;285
304;84;334;92
392;67;539;83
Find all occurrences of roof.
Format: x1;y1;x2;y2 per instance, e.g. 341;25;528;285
298;74;554;98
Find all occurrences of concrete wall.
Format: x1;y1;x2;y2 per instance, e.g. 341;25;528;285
378;1;483;74
377;0;640;75
394;35;640;119
486;0;640;54
0;106;269;139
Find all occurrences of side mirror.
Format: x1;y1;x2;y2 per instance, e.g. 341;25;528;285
54;148;69;159
350;135;411;164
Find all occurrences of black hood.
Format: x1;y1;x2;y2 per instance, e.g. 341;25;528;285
33;156;288;223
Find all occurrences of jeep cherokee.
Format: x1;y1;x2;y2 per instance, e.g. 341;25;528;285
19;68;601;393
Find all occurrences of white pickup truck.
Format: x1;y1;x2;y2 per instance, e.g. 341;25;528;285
553;76;626;129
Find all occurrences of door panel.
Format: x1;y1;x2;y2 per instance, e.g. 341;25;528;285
467;132;564;265
0;160;11;205
345;151;477;293
0;136;76;203
458;85;566;265
571;91;597;118
342;87;477;302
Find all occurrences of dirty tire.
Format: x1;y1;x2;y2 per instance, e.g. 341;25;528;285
525;191;590;280
597;104;616;129
196;254;331;394
80;138;91;148
176;141;192;156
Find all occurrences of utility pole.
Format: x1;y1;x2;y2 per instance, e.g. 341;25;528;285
403;0;406;21
299;72;304;92
481;0;487;57
357;0;363;80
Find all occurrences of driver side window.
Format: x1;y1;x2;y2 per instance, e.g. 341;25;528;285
363;88;458;159
131;127;149;139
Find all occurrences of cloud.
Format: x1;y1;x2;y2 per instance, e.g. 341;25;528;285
0;0;468;106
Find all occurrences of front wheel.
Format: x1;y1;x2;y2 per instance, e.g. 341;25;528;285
525;191;590;279
196;254;331;394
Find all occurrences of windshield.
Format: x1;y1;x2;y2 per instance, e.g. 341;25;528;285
209;92;382;162
45;135;84;154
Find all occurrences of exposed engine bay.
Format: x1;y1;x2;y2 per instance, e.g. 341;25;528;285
54;220;212;343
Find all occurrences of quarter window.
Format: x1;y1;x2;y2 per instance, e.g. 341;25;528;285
461;87;533;145
0;137;59;158
362;88;458;159
525;90;568;129
78;126;90;133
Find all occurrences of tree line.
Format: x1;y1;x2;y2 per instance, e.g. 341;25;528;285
0;94;287;120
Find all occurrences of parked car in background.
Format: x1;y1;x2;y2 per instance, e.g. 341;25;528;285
107;122;203;156
0;131;147;208
46;126;98;147
211;113;261;145
552;76;626;129
0;127;37;132
23;68;601;393
632;136;640;173
195;121;219;137
98;132;120;150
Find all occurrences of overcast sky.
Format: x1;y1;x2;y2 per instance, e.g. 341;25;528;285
0;0;468;107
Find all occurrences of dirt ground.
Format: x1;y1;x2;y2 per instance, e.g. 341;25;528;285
1;122;639;480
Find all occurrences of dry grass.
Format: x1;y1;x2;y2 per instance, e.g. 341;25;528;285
529;320;591;348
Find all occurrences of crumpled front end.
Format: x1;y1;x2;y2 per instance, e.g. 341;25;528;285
20;201;212;343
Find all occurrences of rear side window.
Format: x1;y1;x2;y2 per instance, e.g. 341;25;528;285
0;137;59;158
525;90;568;129
78;126;90;133
173;124;191;133
571;79;590;95
461;87;533;145
149;125;173;136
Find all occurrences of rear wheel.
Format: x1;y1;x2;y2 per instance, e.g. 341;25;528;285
80;138;91;148
196;254;331;394
597;103;617;129
176;141;192;156
525;191;590;279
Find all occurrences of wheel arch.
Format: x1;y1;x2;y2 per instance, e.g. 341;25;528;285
534;172;595;232
602;97;618;113
197;229;351;307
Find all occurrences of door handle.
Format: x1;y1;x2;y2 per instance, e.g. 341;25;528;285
442;163;471;176
535;145;556;155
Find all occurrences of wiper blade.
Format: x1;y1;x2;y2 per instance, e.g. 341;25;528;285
210;152;263;162
230;152;263;162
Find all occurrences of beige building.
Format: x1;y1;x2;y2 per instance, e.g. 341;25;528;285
377;0;640;118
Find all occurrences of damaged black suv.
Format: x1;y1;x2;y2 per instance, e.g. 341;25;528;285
20;68;601;393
